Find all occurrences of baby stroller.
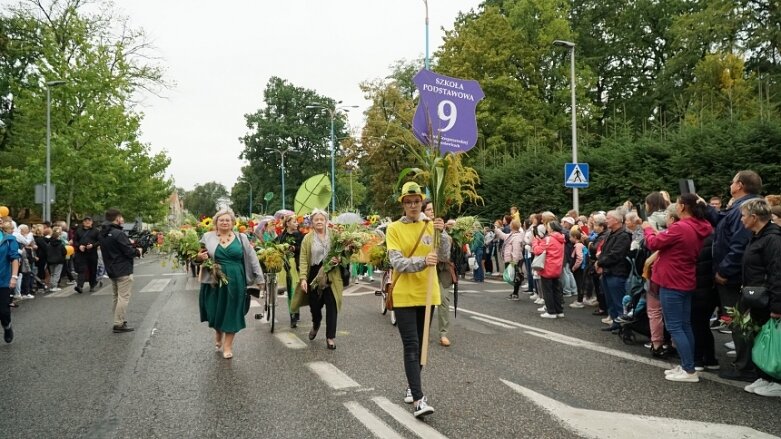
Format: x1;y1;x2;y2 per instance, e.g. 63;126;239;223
617;255;649;344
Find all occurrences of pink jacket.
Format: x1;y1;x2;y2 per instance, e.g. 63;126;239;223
532;232;565;279
494;229;523;264
643;217;713;291
571;242;585;272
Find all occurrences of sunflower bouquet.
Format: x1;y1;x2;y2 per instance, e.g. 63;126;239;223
311;224;372;291
256;242;292;273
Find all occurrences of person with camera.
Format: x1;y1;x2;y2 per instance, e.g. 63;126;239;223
99;209;140;334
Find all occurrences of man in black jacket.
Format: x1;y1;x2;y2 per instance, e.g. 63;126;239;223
596;210;632;331
73;216;101;294
705;170;762;381
99;209;138;333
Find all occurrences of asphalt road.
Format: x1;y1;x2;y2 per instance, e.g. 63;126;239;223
2;255;780;438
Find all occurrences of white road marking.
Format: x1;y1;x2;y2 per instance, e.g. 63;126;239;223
470;316;515;329
344;401;404;439
344;290;379;297
274;332;307;349
501;379;778;439
185;277;200;290
455;307;745;389
307;361;361;390
140;278;170;293
162;272;186;276
372;397;449;439
133;274;155;277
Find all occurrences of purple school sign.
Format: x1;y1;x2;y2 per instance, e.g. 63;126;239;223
412;69;484;153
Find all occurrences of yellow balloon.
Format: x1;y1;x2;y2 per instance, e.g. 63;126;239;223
0;206;8;217
66;245;75;257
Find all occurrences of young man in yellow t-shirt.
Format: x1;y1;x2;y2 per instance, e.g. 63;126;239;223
386;181;449;418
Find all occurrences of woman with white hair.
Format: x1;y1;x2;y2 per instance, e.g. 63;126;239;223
297;208;344;350
196;209;264;359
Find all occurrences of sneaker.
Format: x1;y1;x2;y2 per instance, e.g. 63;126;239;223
413;397;434;418
112;323;135;333
584;298;599;307
744;378;771;394
404;388;413;404
540;312;557;319
49;287;61;292
664;365;683;375
615;315;636;324
23;294;34;299
556;313;565;318
718;328;733;335
506;294;520;301
529;294;539;301
537;306;547;312
534;298;545;305
754;381;781;397
718;367;758;382
726;350;736;357
601;317;613;325
592;309;607;316
665;370;699;383
3;324;13;343
569;301;585;309
724;341;735;350
66;281;76;285
74;286;83;294
644;342;652;349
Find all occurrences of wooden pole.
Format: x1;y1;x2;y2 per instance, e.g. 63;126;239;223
420;263;434;366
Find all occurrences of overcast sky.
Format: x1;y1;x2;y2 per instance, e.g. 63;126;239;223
122;1;482;191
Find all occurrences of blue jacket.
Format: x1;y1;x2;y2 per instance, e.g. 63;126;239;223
0;231;21;288
706;194;760;284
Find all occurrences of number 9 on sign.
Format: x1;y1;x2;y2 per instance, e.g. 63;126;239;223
437;100;457;132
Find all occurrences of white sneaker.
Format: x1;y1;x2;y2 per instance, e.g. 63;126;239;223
540;312;557;319
569;301;585;309
754;381;781;397
556;313;565;318
50;287;62;292
744;378;771;394
726;350;736;357
537;306;547;312
664;365;683;376
413;396;434;418
534;298;545;305
584;298;599;306
601;317;613;325
529;294;539;301
665;370;699;382
404;388;413;404
23;294;34;299
724;341;735;350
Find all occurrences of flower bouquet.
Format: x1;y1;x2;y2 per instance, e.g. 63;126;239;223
256;242;293;273
449;216;481;248
161;228;201;268
310;224;372;291
201;258;228;287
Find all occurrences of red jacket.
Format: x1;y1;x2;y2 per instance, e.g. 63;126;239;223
644;217;713;292
533;232;565;279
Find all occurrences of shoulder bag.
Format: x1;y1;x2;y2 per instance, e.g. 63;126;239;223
531;237;549;271
385;223;429;311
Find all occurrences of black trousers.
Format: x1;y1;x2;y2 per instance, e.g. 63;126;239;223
0;287;11;328
540;277;564;314
307;265;337;339
592;273;606;311
75;251;98;288
573;268;585;302
395;306;434;401
692;293;717;365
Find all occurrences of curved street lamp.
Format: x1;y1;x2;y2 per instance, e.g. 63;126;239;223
305;103;358;212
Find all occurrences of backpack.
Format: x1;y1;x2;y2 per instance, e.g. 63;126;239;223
581;245;589;270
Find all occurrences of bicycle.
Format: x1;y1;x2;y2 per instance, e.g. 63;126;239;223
254;272;277;333
374;269;396;326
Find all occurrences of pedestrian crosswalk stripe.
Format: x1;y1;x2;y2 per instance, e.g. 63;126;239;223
344;401;403;439
307;361;361;390
372;397;449;439
140;278;170;293
185;277;200;291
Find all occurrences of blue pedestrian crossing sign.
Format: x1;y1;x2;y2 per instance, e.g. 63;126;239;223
564;163;589;188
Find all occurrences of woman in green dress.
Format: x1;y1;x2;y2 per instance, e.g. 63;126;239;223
197;209;264;359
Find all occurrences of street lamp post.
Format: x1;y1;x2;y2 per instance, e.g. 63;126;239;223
423;0;430;69
553;40;578;214
247;184;253;217
266;148;293;210
305;103;357;212
45;80;66;222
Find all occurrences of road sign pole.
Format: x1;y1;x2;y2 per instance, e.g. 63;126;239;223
569;46;578;214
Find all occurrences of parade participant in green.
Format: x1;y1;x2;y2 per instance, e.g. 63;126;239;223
277;214;304;328
197;208;264;359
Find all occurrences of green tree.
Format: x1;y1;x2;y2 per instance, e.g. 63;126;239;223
0;0;171;222
184;182;228;219
238;77;348;213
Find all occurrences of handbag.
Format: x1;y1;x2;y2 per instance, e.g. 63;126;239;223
531;237;549;271
385;222;429;311
752;319;781;379
741;285;770;310
468;256;477;271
